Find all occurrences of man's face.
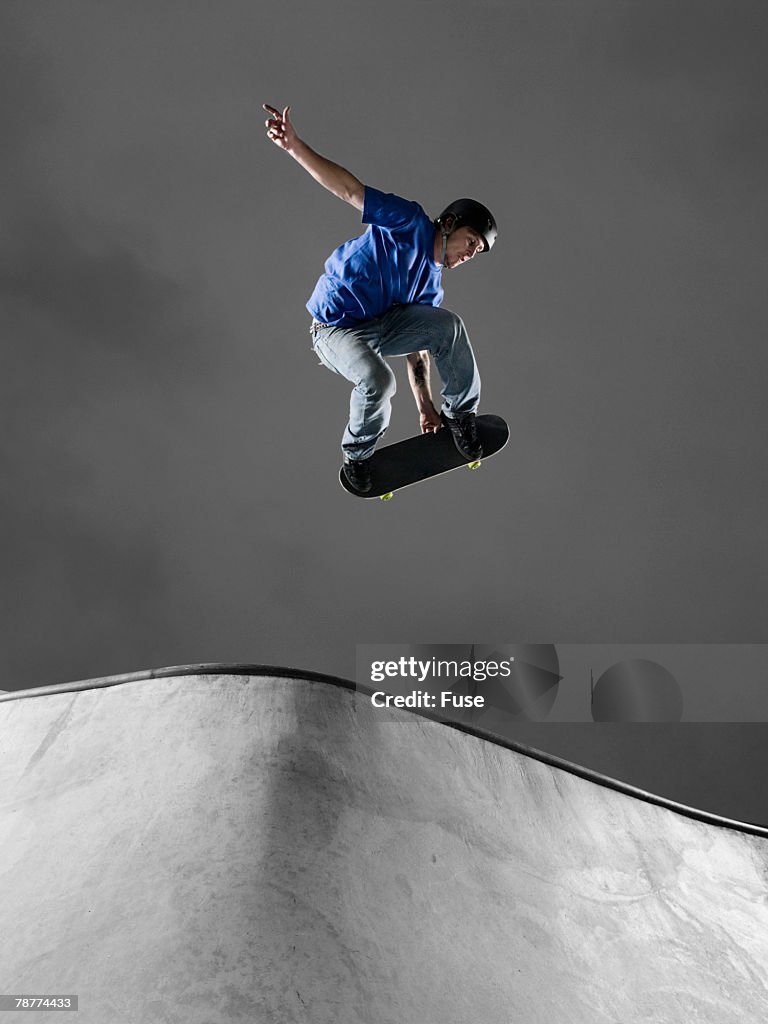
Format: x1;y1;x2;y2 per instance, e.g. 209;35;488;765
439;224;485;269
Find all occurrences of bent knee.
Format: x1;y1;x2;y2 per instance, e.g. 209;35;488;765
360;365;396;400
432;306;467;338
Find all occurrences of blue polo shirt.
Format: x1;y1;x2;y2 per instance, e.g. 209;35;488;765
306;186;444;327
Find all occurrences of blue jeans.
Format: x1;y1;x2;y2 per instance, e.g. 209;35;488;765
310;304;481;460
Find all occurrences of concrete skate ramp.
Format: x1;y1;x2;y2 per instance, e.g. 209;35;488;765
1;669;767;1023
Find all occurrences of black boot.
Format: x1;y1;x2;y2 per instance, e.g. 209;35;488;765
441;411;483;460
342;456;373;494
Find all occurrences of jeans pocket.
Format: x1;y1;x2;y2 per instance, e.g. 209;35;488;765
313;338;339;375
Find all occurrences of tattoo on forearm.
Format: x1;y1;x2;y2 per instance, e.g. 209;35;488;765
412;357;427;389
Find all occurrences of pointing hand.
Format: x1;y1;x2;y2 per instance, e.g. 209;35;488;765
263;103;297;152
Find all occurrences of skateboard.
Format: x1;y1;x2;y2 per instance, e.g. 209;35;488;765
339;414;509;500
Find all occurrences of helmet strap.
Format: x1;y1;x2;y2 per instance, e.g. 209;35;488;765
439;226;450;268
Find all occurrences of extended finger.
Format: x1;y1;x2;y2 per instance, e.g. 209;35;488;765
262;103;281;117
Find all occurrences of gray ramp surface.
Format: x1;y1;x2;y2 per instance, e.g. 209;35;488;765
1;669;767;1023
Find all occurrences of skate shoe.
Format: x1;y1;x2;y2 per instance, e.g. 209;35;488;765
441;411;483;460
342;456;373;494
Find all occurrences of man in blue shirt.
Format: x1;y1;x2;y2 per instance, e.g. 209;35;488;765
264;103;497;494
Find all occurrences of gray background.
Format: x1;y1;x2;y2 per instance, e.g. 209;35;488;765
3;1;767;823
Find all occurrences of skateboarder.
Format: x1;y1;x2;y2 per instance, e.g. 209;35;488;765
263;103;497;493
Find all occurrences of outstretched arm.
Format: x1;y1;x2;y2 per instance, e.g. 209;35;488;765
263;104;365;211
406;351;442;434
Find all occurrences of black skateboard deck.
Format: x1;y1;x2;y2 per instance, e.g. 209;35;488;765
339;414;509;500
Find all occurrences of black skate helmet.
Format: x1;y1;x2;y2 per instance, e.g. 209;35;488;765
434;198;497;255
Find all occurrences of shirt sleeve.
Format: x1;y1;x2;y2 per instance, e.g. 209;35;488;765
362;186;424;230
